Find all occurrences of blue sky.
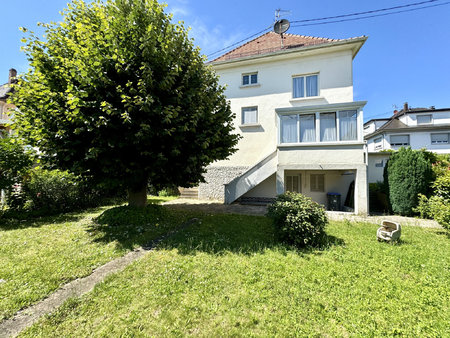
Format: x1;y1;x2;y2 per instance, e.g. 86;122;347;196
1;0;449;121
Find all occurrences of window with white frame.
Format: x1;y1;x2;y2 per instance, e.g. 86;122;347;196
285;174;301;193
390;135;409;146
299;114;316;142
417;114;432;125
241;106;258;125
242;72;258;86
339;110;357;141
431;133;449;144
374;137;382;150
320;112;337;142
310;174;325;192
292;74;318;98
280;115;298;143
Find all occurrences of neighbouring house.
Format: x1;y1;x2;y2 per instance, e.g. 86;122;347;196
195;31;369;214
0;68;17;137
365;102;450;183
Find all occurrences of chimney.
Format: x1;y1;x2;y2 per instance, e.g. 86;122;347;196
403;102;409;111
8;68;17;84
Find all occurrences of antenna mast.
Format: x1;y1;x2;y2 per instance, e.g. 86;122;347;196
273;9;291;48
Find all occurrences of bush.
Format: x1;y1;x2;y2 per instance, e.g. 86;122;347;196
158;186;180;197
387;148;433;216
415;194;450;230
267;192;328;247
0;136;33;208
11;168;123;215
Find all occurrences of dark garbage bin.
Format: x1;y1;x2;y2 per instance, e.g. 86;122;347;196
327;192;341;211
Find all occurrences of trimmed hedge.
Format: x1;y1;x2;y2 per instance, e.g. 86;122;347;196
267;192;328;247
386;148;432;216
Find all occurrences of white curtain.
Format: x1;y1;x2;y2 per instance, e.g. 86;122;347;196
320;113;336;142
293;77;304;98
242;107;257;124
300;114;315;142
306;75;318;97
281;115;298;143
339;110;357;141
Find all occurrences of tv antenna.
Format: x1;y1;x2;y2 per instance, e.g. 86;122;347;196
274;9;291;48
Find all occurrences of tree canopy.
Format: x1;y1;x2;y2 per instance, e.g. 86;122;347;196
11;0;239;206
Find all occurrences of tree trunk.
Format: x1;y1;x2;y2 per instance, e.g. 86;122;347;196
128;181;147;207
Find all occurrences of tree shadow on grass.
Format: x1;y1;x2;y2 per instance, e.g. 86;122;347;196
0;209;92;232
157;213;345;256
86;204;191;251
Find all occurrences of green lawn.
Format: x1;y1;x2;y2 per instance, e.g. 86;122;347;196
21;214;449;337
0;196;184;320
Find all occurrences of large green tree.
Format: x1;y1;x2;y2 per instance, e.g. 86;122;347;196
11;0;239;206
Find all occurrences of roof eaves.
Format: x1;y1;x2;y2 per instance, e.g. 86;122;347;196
209;36;367;67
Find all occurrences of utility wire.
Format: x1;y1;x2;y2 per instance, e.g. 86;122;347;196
206;26;271;59
206;0;449;59
291;1;450;27
290;0;441;23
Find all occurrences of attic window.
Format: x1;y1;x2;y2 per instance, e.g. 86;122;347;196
417;114;432;125
242;72;258;86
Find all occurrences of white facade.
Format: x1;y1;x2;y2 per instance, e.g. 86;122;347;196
201;36;369;214
365;108;450;183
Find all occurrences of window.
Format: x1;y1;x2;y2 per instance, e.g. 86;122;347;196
390;135;409;146
431;133;449;144
293;74;318;98
280;115;298;143
241;106;258;125
310;174;325;192
339;110;357;141
299;114;316;142
374;137;382;150
375;160;384;168
285;174;301;193
242;72;258;86
320;112;337;142
417;114;432;125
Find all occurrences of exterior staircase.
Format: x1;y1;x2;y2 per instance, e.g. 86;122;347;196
179;187;198;199
224;150;277;204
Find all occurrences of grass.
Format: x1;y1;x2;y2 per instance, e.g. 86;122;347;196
0;195;184;320
21;214;449;337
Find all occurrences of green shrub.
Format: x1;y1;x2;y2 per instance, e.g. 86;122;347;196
0;136;33;208
158;185;180;197
21;168;82;212
432;170;450;200
267;192;328;247
387;148;433;216
415;194;450;230
15;168;122;215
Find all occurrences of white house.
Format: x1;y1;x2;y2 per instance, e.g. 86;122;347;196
365;103;450;183
196;31;368;214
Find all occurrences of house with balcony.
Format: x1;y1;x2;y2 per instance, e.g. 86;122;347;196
0;68;17;137
365;103;450;183
195;32;369;214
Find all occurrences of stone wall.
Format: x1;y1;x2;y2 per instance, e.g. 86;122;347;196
198;166;249;201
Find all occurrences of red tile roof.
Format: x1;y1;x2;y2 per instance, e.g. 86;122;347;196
212;31;346;62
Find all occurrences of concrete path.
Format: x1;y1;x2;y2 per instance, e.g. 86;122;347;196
164;198;441;229
0;219;198;338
